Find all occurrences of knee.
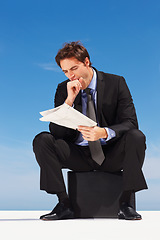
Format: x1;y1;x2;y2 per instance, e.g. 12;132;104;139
126;129;146;146
32;131;54;153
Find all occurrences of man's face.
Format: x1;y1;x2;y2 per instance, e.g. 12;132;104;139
60;57;93;90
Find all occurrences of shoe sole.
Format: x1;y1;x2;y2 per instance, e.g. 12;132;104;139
40;212;74;221
118;213;142;220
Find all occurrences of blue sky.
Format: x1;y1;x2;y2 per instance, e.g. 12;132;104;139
0;0;160;210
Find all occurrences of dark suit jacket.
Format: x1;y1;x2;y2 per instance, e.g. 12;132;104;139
49;68;138;143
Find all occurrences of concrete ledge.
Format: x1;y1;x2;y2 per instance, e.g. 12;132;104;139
0;211;159;240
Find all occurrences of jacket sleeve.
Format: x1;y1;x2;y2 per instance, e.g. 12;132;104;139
49;82;78;142
109;77;138;138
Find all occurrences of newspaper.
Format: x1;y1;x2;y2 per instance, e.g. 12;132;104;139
40;103;97;130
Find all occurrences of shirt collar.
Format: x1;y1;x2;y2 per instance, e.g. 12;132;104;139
82;68;97;94
87;68;97;91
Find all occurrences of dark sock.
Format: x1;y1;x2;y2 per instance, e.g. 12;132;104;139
57;191;70;207
119;190;132;206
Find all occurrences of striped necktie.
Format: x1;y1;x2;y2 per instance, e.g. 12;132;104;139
85;88;105;165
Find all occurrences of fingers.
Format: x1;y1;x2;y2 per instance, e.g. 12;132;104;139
66;80;82;106
67;80;82;94
78;126;94;136
78;126;97;141
78;126;93;131
78;77;84;87
77;126;107;141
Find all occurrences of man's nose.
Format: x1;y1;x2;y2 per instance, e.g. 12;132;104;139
68;70;74;80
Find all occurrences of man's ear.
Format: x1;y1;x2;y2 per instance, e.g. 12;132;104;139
84;57;90;67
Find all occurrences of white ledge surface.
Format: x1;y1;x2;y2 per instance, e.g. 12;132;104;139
0;211;159;240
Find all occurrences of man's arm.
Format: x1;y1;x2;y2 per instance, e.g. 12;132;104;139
108;76;138;138
65;79;82;106
49;81;79;142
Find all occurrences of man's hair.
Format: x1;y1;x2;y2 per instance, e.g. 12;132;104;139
55;41;92;67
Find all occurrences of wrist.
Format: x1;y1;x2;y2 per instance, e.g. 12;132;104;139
65;97;74;106
102;128;108;139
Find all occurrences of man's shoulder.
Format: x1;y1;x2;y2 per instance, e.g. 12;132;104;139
96;68;124;81
57;79;69;88
95;69;127;90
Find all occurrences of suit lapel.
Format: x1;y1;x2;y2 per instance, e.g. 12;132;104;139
96;70;105;124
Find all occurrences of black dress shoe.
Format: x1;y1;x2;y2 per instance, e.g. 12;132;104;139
118;202;142;220
40;202;74;220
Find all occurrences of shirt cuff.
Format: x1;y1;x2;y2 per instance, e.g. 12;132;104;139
104;128;116;141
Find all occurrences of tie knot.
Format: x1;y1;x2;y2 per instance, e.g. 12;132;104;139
84;88;92;95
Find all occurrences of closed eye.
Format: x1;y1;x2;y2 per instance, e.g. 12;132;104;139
70;66;78;71
62;65;79;74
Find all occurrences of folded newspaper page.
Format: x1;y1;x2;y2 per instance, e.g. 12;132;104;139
40;103;97;130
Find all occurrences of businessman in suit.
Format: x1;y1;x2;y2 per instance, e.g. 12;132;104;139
33;41;148;220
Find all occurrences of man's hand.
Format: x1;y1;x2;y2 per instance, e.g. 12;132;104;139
65;79;82;106
78;126;108;141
